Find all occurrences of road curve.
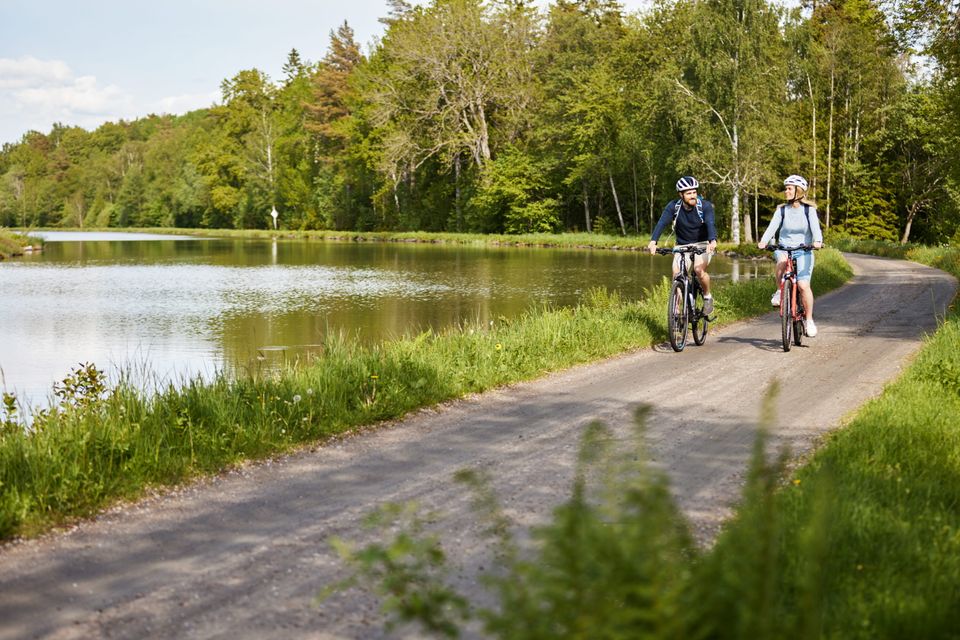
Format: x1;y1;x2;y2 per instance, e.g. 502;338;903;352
0;253;955;640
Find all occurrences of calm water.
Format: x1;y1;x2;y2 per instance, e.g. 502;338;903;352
1;232;771;406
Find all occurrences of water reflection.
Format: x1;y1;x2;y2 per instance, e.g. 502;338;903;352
1;233;772;406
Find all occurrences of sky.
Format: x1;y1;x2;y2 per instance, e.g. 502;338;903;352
0;0;667;147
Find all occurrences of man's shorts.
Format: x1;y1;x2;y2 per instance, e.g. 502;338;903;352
673;242;713;272
775;249;814;281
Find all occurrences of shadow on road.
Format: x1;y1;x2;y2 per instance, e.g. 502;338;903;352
716;335;797;352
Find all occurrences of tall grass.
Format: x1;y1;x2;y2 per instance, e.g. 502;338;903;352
740;240;960;637
332;243;960;639
332;391;825;640
0;228;36;259
0;248;850;539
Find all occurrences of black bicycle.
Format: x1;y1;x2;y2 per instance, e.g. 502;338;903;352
656;245;711;352
765;243;816;352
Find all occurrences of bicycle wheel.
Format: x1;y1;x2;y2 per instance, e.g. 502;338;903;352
692;289;708;346
781;281;793;352
794;298;805;346
667;279;688;352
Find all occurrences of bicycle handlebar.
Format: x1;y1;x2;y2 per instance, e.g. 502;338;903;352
655;246;707;255
764;243;819;252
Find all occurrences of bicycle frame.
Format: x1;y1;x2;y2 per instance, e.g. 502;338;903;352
779;256;804;323
656;244;709;351
767;243;814;351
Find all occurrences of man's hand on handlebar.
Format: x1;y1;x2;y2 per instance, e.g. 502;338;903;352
647;240;658;255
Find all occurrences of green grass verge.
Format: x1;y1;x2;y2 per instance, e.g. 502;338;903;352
25;225;768;255
712;240;960;638
331;243;960;639
0;228;37;259
0;249;851;540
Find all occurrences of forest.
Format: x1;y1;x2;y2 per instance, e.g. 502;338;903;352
0;0;957;244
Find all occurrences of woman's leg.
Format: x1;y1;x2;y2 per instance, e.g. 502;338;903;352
798;280;814;320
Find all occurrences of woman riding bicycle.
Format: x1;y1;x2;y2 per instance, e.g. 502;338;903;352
757;174;824;336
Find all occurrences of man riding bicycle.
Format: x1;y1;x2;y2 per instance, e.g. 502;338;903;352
647;176;718;314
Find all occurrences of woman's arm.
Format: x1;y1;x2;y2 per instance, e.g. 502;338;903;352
758;206;782;247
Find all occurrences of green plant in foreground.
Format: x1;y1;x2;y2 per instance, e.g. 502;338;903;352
329;386;838;639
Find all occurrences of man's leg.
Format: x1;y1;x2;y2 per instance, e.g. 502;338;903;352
694;255;713;314
694;263;711;296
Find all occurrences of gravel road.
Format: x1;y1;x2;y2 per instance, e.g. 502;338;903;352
0;253;955;640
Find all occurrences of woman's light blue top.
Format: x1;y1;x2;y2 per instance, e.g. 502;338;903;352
759;203;824;248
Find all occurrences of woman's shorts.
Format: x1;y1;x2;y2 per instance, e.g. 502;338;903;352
673;243;713;272
775;249;814;281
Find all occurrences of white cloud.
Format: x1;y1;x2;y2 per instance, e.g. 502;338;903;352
0;56;137;143
0;56;72;90
15;76;133;115
153;90;220;115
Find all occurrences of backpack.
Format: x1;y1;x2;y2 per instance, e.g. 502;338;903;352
775;203;814;243
672;196;705;231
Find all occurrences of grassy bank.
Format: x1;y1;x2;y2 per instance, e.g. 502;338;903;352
729;240;960;637
0;249;850;540
334;243;960;639
0;228;37;259
26;226;770;255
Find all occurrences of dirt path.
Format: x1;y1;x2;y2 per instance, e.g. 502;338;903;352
0;253;955;640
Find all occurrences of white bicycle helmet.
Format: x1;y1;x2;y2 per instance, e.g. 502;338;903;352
676;175;699;192
784;174;808;191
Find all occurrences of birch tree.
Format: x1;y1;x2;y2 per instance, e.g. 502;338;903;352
672;0;785;244
365;0;539;198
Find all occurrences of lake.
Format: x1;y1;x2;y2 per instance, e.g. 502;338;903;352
0;232;771;407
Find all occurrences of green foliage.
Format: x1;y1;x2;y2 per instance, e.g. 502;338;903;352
833;170;900;241
469;148;560;234
332;242;960;638
0;228;36;258
0;0;955;243
331;391;824;639
329;503;469;638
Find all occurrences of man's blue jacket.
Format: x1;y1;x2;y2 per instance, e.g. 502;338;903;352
651;198;718;245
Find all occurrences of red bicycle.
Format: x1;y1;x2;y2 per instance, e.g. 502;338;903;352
765;243;817;352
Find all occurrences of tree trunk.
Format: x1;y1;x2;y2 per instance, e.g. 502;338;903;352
632;159;639;234
609;170;627;236
807;72;817;198
454;154;462;232
826;66;835;228
901;202;920;244
731;187;741;245
477;103;491;165
730;119;741;244
391;171;401;219
754;181;759;242
583;181;591;233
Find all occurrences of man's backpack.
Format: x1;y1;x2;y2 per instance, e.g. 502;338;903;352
672;196;705;231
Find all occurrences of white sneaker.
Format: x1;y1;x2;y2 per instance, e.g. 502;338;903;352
806;319;818;337
770;290;781;306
